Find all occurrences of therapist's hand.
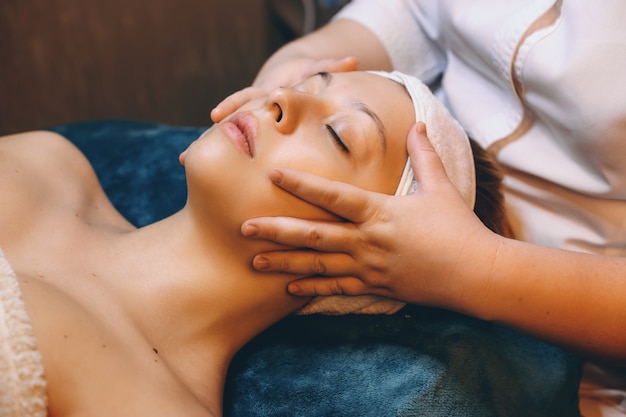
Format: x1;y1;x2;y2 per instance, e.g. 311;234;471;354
241;123;500;309
211;56;358;123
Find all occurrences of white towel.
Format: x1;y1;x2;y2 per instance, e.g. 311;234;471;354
298;71;475;315
0;249;48;417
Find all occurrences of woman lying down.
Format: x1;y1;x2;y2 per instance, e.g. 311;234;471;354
0;70;511;417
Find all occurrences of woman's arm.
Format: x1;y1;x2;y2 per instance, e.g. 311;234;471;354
241;124;626;364
472;229;626;364
211;19;390;123
254;19;392;88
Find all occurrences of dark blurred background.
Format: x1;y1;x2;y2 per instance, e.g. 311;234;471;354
0;0;349;135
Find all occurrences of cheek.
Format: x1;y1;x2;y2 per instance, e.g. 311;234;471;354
349;156;407;195
185;152;334;225
265;139;350;182
263;143;403;197
244;185;338;221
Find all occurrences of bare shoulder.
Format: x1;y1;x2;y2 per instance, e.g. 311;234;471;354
0;131;121;245
0;130;97;191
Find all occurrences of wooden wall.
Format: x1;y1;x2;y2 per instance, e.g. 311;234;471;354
0;0;272;134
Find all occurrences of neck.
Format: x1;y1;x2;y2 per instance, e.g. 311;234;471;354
104;208;310;411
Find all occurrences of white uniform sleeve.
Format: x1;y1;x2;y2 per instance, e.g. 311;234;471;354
333;0;446;83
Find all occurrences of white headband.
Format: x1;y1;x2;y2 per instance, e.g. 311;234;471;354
378;71;476;207
298;71;476;316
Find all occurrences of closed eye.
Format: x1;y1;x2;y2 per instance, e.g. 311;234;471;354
325;125;349;154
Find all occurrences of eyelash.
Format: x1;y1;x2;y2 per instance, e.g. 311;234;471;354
325;125;349;154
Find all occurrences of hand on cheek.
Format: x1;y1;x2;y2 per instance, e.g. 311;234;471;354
242;123;499;311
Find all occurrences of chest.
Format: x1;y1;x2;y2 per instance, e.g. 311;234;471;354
17;262;215;417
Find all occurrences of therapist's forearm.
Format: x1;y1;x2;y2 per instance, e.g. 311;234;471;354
254;19;392;85
457;236;626;364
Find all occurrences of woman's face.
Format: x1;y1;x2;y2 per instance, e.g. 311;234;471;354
182;71;414;224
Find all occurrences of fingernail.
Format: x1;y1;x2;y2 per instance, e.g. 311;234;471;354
242;223;259;237
268;170;283;183
287;282;301;294
253;256;271;271
416;122;427;135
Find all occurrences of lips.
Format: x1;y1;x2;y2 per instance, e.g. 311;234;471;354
221;112;256;158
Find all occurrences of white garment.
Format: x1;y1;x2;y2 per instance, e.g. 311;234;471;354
335;0;626;415
0;249;48;417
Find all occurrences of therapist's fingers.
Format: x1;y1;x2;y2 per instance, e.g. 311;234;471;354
252;250;358;276
255;56;360;91
287;276;376;297
210;86;267;123
242;216;360;253
263;169;380;224
312;56;359;74
211;57;358;124
407;122;451;187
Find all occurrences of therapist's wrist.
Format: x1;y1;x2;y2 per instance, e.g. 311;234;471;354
439;230;507;319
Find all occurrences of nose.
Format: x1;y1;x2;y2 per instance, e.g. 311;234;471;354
265;88;325;134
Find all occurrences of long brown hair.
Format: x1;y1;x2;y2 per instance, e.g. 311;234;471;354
469;138;514;238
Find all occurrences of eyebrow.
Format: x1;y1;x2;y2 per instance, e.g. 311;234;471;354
317;72;387;153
